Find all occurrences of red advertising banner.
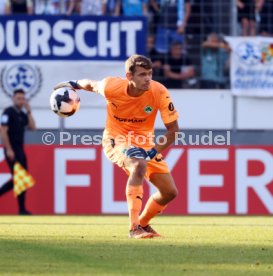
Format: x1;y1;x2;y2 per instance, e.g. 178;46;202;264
0;145;273;215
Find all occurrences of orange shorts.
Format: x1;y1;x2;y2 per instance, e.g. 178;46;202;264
102;137;170;180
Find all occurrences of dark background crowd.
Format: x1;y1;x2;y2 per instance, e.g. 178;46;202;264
1;0;272;89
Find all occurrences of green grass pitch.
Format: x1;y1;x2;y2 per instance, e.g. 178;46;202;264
0;216;272;275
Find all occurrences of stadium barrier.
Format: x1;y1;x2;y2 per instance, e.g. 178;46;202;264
0;145;272;215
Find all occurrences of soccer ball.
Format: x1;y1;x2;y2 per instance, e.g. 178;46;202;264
50;87;80;117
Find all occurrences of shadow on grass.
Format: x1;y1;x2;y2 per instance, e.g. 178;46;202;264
0;239;272;275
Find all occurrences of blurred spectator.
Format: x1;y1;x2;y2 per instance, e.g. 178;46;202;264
163;41;195;88
147;34;164;82
148;0;160;34
115;0;148;16
0;0;8;14
106;0;119;15
5;0;33;14
0;0;3;12
237;0;264;36
35;0;52;14
80;0;106;15
66;0;81;15
200;33;230;89
186;0;214;39
260;0;273;36
155;0;191;54
35;0;72;15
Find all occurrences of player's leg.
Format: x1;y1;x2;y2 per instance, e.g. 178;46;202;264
139;172;178;235
102;139;152;238
124;158;153;238
0;180;13;196
0;152;29;214
249;19;256;36
124;158;146;229
241;17;250;36
149;173;178;205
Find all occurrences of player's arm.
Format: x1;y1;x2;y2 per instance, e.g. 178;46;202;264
164;64;195;80
54;79;100;93
154;88;179;155
26;112;36;130
23;101;36;130
0;126;14;160
154;120;179;153
125;120;179;160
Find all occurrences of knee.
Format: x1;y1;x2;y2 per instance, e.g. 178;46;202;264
131;160;147;178
161;186;178;203
168;186;178;201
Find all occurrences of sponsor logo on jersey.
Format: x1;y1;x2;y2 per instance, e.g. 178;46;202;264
168;102;175;111
113;115;146;123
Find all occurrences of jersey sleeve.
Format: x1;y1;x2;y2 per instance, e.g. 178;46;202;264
158;85;179;125
1;109;10;127
94;77;113;99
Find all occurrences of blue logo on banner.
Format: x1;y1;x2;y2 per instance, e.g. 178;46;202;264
0;64;42;99
236;42;261;65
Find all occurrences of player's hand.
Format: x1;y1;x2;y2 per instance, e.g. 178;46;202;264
54;80;79;90
6;148;15;161
23;101;31;113
177;24;185;34
237;1;244;9
125;147;157;160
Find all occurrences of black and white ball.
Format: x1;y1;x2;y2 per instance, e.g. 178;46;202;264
50;87;80;117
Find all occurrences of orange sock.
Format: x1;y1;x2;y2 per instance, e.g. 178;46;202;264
139;196;167;227
126;185;143;230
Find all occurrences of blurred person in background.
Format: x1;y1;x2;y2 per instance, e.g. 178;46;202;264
163;41;195;88
259;0;273;36
5;0;33;14
200;33;230;89
148;0;161;34
0;0;9;14
79;0;106;15
186;0;214;39
66;0;82;15
155;0;191;54
0;89;36;215
59;0;107;15
35;0;60;14
237;0;264;36
105;0;119;15
115;0;148;16
39;0;81;15
35;0;78;15
147;34;164;82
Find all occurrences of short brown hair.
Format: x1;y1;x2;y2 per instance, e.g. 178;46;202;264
125;54;152;74
13;89;26;96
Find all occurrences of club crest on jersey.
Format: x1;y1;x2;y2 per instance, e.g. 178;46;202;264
144;106;153;113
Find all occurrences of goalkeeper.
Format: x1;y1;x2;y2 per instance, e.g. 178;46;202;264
55;55;179;239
